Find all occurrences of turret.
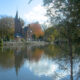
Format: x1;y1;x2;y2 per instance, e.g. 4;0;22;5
15;11;18;19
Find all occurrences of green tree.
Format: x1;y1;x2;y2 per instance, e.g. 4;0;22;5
0;17;15;40
44;27;59;42
0;39;3;46
43;0;80;43
32;34;36;40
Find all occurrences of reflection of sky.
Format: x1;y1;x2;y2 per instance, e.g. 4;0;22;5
24;55;58;77
24;54;80;80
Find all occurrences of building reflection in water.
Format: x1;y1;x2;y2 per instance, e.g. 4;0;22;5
0;44;80;80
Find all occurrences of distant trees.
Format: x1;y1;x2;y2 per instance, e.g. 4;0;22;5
0;17;15;41
44;27;59;42
0;16;25;41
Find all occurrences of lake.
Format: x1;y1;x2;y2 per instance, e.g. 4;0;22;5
0;44;80;80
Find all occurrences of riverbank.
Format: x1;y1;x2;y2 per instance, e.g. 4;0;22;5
3;41;49;47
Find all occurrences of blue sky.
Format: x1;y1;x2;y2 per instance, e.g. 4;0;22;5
0;0;48;24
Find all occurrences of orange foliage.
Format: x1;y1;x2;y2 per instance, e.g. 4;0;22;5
30;23;44;38
32;48;44;61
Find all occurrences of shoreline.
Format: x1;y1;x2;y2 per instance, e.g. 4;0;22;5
3;41;49;47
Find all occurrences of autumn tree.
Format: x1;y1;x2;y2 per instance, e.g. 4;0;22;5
0;17;15;41
30;22;44;39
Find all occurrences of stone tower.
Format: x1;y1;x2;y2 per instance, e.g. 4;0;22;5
14;11;23;37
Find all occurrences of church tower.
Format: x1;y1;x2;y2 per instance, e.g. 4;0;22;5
14;11;23;38
15;11;18;34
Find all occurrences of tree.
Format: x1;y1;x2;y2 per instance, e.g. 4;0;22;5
0;39;3;46
32;34;36;40
0;17;15;40
43;0;80;42
29;0;80;43
30;23;44;39
43;1;80;79
44;27;59;42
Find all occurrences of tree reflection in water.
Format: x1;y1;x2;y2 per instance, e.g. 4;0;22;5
0;44;80;80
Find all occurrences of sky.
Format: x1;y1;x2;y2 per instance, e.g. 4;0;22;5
0;0;48;24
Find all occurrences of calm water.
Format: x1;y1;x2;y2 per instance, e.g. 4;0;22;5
0;45;80;80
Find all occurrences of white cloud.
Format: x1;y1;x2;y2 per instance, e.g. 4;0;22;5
23;5;48;24
24;55;58;77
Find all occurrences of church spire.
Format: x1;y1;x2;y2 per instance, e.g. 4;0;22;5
15;11;18;19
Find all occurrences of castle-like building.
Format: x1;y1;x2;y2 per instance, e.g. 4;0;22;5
14;11;43;41
14;11;23;38
14;11;33;41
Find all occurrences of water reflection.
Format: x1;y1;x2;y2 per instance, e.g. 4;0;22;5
0;48;14;68
0;44;80;80
24;55;58;76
